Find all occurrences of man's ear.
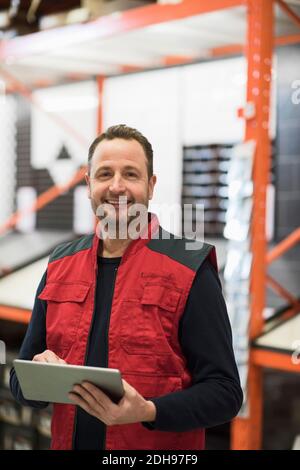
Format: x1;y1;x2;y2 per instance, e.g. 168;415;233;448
85;172;91;199
148;174;157;200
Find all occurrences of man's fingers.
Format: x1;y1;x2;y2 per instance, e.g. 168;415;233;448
43;351;55;363
81;382;112;406
32;349;66;364
68;392;93;415
72;384;101;410
33;352;49;362
70;385;107;417
121;379;134;394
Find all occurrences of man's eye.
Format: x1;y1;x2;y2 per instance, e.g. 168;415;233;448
126;172;137;177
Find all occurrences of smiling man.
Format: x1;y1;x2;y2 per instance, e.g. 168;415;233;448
85;132;156;254
10;124;243;450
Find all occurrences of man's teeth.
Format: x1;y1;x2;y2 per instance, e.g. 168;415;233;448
106;200;131;204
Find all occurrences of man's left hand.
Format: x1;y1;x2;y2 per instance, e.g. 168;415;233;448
68;379;156;426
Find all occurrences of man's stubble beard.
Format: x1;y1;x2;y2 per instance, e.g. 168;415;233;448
91;196;150;240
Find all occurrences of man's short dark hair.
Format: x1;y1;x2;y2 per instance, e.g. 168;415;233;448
88;124;153;178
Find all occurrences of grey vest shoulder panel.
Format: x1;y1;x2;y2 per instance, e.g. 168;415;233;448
146;226;214;272
49;234;94;263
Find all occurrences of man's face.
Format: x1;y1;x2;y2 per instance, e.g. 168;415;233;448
86;138;156;230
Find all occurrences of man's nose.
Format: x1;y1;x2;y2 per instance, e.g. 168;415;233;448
109;175;126;193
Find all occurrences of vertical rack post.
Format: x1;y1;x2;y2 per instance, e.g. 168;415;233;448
231;0;274;450
97;76;105;134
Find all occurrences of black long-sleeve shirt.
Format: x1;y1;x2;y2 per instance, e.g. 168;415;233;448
10;256;243;450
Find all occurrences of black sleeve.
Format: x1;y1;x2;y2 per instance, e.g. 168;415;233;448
142;259;243;432
10;270;49;409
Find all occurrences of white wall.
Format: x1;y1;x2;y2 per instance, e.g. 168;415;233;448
181;57;247;145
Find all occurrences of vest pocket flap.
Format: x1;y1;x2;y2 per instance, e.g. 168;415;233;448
38;282;90;303
141;285;181;312
123;374;182;399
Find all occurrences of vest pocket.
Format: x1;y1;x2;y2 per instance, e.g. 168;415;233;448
123;373;183;399
38;282;90;355
120;285;181;356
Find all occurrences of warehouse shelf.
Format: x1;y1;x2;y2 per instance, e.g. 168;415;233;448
0;0;300;86
0;353;51;449
0;306;31;324
0;230;74;278
252;348;300;375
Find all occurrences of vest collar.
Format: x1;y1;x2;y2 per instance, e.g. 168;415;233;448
91;212;160;267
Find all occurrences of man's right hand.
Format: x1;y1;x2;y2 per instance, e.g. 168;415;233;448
32;350;66;364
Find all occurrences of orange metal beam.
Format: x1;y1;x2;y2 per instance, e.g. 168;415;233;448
231;362;263;449
165;33;300;63
270;305;300;324
211;34;300;57
0;305;31;324
252;348;300;374
231;0;274;451
97;76;105;135
267;274;300;309
238;344;300;449
267;227;300;264
211;43;245;56
146;33;300;65
120;64;146;73
93;76;106;230
163;55;197;66
247;1;274;340
276;0;300;29
275;33;300;46
0;167;87;236
0;0;244;61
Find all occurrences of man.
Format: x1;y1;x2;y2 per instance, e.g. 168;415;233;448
10;124;243;450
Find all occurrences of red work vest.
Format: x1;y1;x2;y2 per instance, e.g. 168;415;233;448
38;214;217;450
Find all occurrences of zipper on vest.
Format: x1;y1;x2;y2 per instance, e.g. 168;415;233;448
71;262;99;450
102;265;118;451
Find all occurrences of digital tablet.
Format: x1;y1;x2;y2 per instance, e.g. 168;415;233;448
13;359;124;405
